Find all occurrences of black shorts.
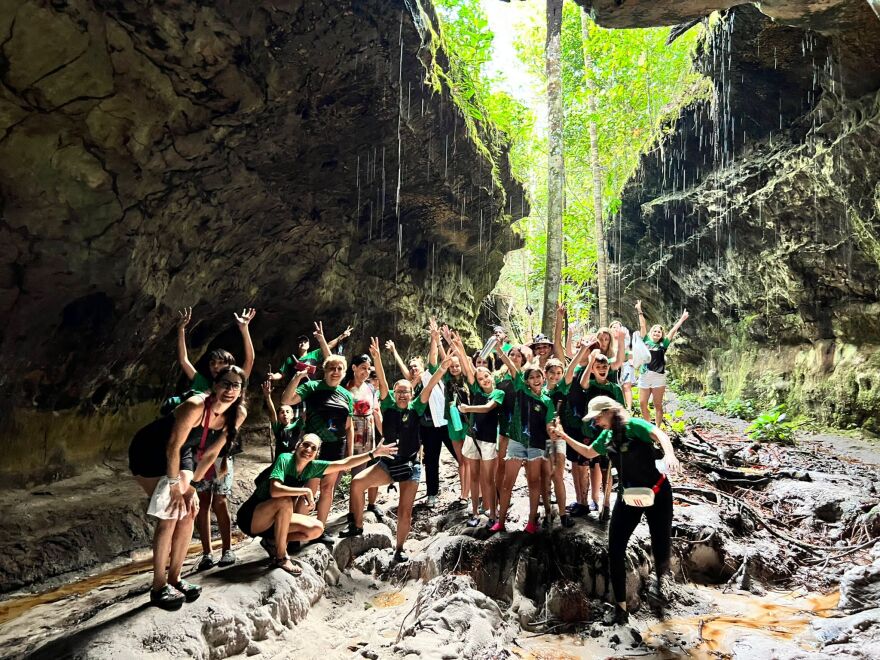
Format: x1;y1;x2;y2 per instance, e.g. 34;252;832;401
589;454;609;469
236;494;270;538
319;441;344;461
566;443;590;467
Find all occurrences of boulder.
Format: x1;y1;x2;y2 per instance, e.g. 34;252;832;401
332;522;394;570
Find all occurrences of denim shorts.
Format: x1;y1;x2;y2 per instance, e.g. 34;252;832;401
377;459;423;483
193;458;234;496
505;439;545;461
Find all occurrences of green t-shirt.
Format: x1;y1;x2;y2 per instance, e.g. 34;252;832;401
510;372;555;449
255;453;330;501
380;394;428;460
295;380;354;443
191;372;213;393
590;417;656;455
280;348;324;375
584;379;625;406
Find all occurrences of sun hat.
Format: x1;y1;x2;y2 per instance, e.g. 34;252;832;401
583;395;619;421
529;333;553;350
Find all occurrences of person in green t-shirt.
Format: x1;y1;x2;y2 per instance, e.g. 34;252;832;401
635;300;689;428
236;432;396;575
174;307;256;574
281;353;354;544
267;321;353;382
553;395;681;625
340;338;447;563
492;349;556;535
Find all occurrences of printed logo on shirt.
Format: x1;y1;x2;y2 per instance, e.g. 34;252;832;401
402;412;410;424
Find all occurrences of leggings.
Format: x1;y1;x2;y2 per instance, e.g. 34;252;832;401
608;479;673;604
420;424;458;496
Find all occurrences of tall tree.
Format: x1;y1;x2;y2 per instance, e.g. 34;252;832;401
542;0;565;336
581;13;609;327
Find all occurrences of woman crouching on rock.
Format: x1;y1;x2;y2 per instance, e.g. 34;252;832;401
552;396;681;625
129;366;248;610
340;338;448;563
236;433;396;575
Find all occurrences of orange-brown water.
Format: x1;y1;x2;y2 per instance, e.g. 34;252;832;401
0;535;246;626
371;590;407;608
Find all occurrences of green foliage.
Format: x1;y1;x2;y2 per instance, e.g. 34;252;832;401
725;398;757;421
337;472;352;498
746;405;798;445
663;408;691;436
700;393;726;412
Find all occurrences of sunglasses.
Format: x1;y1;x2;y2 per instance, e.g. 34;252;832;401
218;380;243;391
325;365;345;372
300;442;318;453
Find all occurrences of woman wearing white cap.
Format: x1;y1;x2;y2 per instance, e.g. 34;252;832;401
551;396;681;625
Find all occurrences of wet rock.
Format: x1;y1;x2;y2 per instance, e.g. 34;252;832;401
332;523;393;570
395;575;507;658
546;579;590;623
839;557;880;610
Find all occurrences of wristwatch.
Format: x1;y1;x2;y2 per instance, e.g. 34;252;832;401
368;450;374;460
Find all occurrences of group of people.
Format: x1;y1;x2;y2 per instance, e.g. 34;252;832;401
129;301;688;624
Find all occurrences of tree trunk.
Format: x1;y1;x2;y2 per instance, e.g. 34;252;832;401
581;13;609;328
542;0;565;337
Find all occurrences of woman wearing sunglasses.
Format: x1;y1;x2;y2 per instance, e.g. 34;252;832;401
236;432;397;574
128;366;248;610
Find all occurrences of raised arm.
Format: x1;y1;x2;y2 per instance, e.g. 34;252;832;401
636;300;647;336
262;380;278;424
553;303;566;361
313;321;332;359
450;332;475;384
420;356;450;404
193;407;248;482
176;307;197;380
428;317;440;367
385;340;409;380
610;325;625;371
280;370;308;406
369;337;389;401
667;309;689;342
495;343;521;375
579;349;602;389
327;324;353;351
565;343;589;385
234;308;257;378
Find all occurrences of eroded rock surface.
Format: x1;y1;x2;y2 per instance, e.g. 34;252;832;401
0;0;525;485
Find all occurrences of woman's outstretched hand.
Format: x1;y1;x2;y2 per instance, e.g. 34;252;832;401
374;441;398;458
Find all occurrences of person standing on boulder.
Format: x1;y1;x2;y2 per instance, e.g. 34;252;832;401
236;433;397;574
553;396;681;625
635;301;688;428
344;352;385;524
493;343;532;518
340;339;448;563
281;352;354;545
129;366;248;610
175;307;256;572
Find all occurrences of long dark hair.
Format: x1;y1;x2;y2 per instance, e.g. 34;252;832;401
214;365;248;447
609;406;628;449
344;354;371;389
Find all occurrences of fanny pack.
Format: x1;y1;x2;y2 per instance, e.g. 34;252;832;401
385;457;418;482
622;474;666;507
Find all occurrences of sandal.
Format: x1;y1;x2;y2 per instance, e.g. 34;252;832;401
150;584;185;611
270;555;302;575
169;578;202;603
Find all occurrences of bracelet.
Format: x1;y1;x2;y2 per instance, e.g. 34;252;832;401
368;450;374;460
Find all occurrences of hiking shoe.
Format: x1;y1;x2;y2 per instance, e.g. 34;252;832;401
169;578;202;603
489;521;505;533
217;549;236;567
560;514;575;528
524;521;539;534
195;554;215;572
393;549;409;563
590;501;600;512
367;504;386;523
150;584;185;610
565;502;578;513
259;536;277;559
338;525;364;539
570;503;588;518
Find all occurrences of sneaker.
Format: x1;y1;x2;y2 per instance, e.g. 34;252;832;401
393;549;409;563
338;525;364;539
489;521;505;533
466;515;481;528
485;518;496;529
560;514;575;528
259;536;277;559
565;502;578;513
367;504;385;523
169;578;202;603
426;495;438;507
195;554;215;572
150;584;185;611
590;501;600;512
524;521;539;534
647;575;672;605
217;549;236;567
316;532;336;547
602;604;629;626
570;503;588;518
542;515;551;530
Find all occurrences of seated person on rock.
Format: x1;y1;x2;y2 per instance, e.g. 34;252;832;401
339;338;449;563
236;433;396;575
129;366;248;611
552;396;681;625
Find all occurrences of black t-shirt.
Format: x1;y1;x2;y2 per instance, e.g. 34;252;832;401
295;381;354;444
380;395;428;462
468;383;505;442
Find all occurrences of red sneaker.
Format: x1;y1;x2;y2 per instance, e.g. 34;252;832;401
489;521;505;533
524;521;539;534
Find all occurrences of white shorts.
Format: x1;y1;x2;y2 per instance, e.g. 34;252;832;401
619;361;637;385
462;436;498;460
546;439;566;455
637;370;667;389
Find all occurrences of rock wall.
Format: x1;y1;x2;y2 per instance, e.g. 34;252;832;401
600;3;880;429
0;0;525;484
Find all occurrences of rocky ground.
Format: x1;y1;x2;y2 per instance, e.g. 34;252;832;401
2;400;880;659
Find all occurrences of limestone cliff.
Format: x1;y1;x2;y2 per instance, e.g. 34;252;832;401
0;0;525;484
597;2;880;429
